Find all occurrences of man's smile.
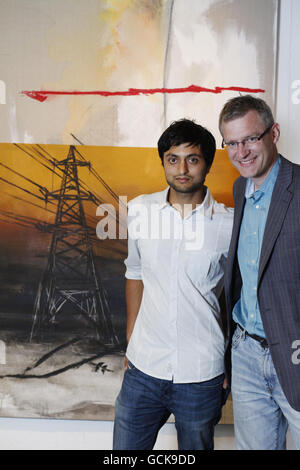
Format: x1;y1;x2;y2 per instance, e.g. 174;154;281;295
237;156;257;167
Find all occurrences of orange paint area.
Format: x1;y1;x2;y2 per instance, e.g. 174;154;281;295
0;143;238;262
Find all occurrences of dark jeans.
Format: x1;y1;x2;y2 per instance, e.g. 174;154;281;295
113;362;224;450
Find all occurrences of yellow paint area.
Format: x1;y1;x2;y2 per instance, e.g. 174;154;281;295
0;143;238;260
0;143;237;210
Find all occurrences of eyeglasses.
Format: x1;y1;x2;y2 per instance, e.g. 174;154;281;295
221;124;273;151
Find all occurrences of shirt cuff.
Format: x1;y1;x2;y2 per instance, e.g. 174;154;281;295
125;268;143;280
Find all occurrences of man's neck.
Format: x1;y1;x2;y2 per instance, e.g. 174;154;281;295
168;186;206;217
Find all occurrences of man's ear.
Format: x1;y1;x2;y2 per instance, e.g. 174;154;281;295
272;123;280;145
206;164;212;176
201;164;211;185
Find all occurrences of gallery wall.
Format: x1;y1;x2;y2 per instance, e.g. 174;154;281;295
276;0;300;164
0;0;277;147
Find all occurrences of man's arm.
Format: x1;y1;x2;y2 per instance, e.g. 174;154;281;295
124;198;144;366
126;279;144;343
124;278;144;368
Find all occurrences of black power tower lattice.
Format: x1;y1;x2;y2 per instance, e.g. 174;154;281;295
30;145;118;344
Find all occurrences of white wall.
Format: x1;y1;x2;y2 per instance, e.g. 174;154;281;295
0;0;299;450
276;0;300;163
0;416;180;450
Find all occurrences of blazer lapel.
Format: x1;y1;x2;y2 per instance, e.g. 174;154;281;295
258;157;294;285
225;178;246;293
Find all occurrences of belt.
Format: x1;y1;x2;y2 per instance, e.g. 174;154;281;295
236;324;268;349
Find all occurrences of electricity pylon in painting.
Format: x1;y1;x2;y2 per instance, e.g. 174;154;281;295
30;146;118;345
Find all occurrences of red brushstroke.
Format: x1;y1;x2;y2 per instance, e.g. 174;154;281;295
21;85;265;102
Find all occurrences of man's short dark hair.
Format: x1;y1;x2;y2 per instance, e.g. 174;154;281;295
219;94;275;134
157;118;216;168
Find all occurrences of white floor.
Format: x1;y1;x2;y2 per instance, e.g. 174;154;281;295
154;423;296;450
153;423;238;450
0;419;296;450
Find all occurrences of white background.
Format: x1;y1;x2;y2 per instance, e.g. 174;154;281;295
0;0;299;449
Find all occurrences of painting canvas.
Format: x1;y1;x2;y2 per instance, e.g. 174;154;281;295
0;143;238;420
0;0;278;420
0;0;278;147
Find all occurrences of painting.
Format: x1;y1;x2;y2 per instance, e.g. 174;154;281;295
0;0;278;421
0;0;278;147
0;143;237;419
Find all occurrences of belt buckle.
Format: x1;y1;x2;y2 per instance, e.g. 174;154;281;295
258;337;268;349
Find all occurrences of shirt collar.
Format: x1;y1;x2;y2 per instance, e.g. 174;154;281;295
245;155;281;199
158;186;214;219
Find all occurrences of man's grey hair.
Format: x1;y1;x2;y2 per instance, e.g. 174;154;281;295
219;95;275;135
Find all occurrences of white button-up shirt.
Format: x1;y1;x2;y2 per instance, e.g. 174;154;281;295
125;187;233;383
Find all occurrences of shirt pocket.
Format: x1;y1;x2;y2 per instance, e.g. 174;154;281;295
183;249;222;285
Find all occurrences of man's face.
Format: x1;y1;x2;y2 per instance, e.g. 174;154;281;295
163;143;209;194
221;109;280;187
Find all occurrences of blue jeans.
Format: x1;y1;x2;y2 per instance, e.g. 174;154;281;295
113;362;224;450
232;325;300;450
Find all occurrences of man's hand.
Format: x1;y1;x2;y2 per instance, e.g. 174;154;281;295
123;280;143;374
221;378;230;406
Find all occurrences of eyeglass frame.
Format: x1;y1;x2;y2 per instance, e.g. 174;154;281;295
221;124;274;150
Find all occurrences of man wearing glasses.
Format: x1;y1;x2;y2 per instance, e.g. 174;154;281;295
219;95;300;450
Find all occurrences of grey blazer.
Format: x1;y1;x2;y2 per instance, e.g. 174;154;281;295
224;156;300;411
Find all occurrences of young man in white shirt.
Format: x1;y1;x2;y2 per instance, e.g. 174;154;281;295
113;119;233;450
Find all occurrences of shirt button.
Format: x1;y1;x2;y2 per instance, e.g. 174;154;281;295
253;232;257;235
251;259;255;264
255;205;259;209
250;314;254;318
253;286;257;291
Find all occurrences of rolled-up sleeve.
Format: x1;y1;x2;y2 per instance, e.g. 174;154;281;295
124;200;142;280
124;237;142;279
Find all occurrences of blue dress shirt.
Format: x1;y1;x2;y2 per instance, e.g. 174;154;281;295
233;156;281;338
